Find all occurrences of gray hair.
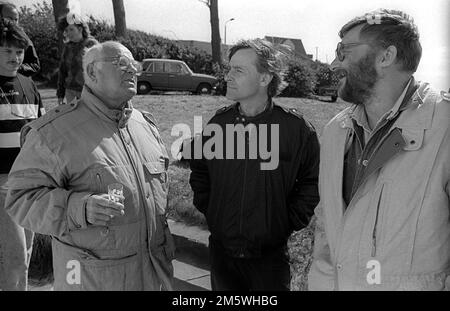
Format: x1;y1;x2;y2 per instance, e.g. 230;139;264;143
82;41;126;84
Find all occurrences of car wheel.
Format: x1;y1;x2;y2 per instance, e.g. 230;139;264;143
137;82;151;95
196;83;212;95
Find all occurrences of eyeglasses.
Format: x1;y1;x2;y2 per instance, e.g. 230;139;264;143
335;42;369;62
92;55;142;75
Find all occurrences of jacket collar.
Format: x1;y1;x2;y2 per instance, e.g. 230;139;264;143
81;86;133;128
337;78;433;131
234;98;274;122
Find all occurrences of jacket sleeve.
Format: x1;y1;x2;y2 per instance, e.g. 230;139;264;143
5;129;93;237
188;135;210;215
56;45;68;99
287;129;320;231
307;201;335;290
18;43;40;77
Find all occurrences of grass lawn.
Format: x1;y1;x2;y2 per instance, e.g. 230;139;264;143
39;88;349;290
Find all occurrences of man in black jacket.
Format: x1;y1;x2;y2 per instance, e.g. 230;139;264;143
187;39;320;290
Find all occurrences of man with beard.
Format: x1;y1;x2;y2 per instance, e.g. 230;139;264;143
308;9;450;290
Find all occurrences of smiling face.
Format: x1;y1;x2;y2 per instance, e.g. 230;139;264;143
0;45;23;76
332;25;380;105
225;48;267;103
91;44;138;108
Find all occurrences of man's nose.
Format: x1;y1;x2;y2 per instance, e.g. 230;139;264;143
330;57;341;71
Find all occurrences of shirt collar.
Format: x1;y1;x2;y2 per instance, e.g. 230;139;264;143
81;86;133;128
350;77;413;133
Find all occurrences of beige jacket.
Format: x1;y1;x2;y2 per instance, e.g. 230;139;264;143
6;87;175;291
309;83;450;290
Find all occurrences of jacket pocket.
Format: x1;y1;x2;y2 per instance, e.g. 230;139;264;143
52;238;140;291
79;253;140;291
143;161;169;214
401;128;424;151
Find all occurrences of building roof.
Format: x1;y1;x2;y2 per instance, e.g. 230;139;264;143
264;36;313;60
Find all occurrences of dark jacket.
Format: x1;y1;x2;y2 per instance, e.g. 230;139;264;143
57;37;98;99
188;100;320;258
18;42;40;77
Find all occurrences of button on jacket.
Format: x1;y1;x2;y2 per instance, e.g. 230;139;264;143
309;82;450;290
6;86;175;291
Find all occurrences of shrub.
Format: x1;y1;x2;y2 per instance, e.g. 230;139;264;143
281;59;317;97
313;61;339;90
17;1;216;85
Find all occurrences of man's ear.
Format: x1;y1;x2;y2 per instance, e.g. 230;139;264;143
86;63;97;82
379;45;398;68
260;72;273;87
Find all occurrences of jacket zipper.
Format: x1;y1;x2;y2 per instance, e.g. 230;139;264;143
117;127;148;288
238;132;249;256
371;184;384;257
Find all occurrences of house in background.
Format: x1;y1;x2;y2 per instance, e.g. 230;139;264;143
177;36;315;64
264;36;314;61
177;40;229;56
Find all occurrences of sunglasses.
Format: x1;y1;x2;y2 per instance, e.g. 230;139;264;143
335;42;369;62
92;55;143;75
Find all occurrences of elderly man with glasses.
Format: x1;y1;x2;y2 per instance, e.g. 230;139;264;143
5;41;175;291
308;9;450;290
0;19;44;291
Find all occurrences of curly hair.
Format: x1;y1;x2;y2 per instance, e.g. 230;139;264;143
228;38;289;98
57;13;91;40
339;8;422;72
0;18;28;49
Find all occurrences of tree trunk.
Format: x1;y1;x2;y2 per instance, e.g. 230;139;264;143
209;0;222;65
51;0;69;54
112;0;127;38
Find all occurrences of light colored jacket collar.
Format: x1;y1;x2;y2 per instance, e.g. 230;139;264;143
81;86;133;128
336;79;433;132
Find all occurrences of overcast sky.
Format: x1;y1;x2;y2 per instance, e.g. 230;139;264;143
16;0;450;91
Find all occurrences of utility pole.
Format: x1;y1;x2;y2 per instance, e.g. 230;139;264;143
315;46;319;61
224;18;235;45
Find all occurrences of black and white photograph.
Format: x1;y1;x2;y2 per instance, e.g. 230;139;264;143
0;0;449;303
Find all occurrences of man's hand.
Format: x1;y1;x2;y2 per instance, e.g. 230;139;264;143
85;194;125;226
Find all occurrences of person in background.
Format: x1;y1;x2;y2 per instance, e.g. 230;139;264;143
57;12;97;104
6;41;175;291
0;19;44;291
308;8;450;290
187;38;320;290
0;2;40;77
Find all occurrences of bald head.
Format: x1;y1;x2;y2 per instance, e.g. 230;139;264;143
83;41;138;109
83;41;130;85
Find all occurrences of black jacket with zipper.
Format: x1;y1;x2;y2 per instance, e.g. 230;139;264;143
188;100;320;258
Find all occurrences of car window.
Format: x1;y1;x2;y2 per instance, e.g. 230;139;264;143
143;62;152;72
147;62;164;73
167;63;184;74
